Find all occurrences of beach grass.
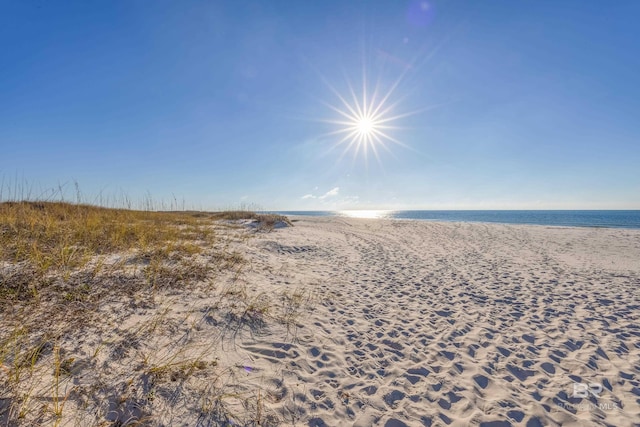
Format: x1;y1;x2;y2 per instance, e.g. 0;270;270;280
0;202;215;297
0;200;300;425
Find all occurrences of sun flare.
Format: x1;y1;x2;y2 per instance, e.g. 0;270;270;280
356;116;375;136
319;68;420;165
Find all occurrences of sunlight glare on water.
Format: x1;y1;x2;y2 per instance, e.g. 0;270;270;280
339;210;393;219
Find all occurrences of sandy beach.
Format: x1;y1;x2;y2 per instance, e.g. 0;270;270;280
224;216;640;427
3;215;640;426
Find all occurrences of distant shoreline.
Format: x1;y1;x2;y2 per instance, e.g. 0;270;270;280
270;209;640;229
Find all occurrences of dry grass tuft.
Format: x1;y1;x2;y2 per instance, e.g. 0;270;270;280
1;202;209;268
0;201;219;302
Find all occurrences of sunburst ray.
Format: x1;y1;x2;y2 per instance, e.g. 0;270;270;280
319;67;423;165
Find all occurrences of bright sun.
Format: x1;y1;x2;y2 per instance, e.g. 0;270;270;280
355;116;375;136
319;70;418;165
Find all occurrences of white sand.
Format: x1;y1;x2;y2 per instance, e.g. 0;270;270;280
227;217;640;426
7;217;640;426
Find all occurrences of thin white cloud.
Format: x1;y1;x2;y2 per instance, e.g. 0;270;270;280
319;187;339;199
301;187;340;201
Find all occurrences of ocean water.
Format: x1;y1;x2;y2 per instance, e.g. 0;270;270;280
274;210;640;229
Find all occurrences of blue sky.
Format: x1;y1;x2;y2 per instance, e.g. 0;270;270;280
1;1;639;210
